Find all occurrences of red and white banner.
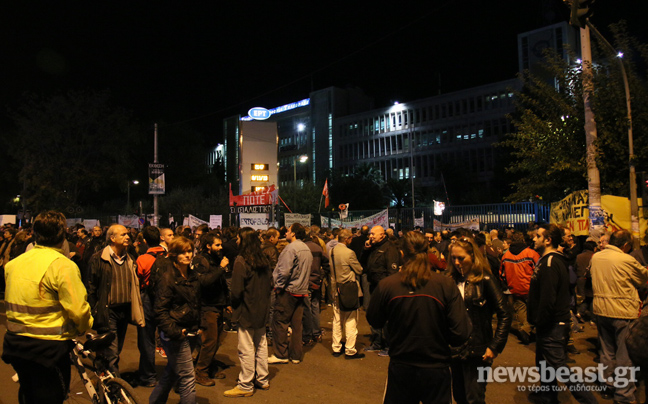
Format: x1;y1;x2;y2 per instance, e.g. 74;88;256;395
229;184;278;207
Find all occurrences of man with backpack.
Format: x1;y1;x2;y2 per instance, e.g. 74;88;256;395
135;226;167;387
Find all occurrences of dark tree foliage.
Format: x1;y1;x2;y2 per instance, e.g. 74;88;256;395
278;181;324;214
501;22;648;203
5;90;143;212
329;163;385;210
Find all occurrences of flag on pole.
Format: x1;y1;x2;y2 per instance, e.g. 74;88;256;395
322;179;330;208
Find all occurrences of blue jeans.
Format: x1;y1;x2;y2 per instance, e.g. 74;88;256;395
302;289;321;342
597;316;636;402
149;333;198;404
101;305;130;377
535;323;597;404
137;291;157;384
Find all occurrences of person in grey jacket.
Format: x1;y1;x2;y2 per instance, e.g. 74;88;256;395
268;223;313;364
330;229;364;359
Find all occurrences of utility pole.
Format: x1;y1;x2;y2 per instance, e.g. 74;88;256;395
153;123;159;226
566;0;604;235
580;25;604;235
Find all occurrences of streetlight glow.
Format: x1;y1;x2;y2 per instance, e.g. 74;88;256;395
297;123;305;132
389;102;405;113
617;51;624;58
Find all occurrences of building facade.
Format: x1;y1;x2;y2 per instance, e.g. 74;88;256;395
223;87;373;194
334;79;520;201
220;22;579;204
518;21;580;84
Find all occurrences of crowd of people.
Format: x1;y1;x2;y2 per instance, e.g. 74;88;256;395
2;213;648;404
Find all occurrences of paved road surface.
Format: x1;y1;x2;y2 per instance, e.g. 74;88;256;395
0;299;642;404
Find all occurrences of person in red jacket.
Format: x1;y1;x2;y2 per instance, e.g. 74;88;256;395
500;230;539;345
135;226;166;387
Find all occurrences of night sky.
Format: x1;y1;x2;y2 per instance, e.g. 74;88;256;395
2;1;646;139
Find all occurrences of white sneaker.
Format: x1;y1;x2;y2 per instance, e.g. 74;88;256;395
267;355;289;364
290;359;301;364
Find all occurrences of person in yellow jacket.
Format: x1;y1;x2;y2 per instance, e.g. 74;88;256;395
1;210;93;404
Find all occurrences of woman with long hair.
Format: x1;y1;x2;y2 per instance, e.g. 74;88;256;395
224;227;273;398
447;236;511;404
150;236;203;404
367;231;472;404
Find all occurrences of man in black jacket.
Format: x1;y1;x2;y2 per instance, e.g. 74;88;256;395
87;224;145;377
367;265;471;403
193;233;230;386
361;225;401;355
302;229;330;345
528;224;596;404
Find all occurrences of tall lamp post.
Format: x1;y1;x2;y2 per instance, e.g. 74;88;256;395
409;122;416;227
127;180;139;209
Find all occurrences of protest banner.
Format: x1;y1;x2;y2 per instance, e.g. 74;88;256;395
183;214;208;229
66;218;83;228
240;213;269;230
118;215;140;229
285;213;311;229
83;219;100;229
210;215;222;229
229;184;278;207
433;218;480;231
320;209;389;229
550;190;647;236
0;215;16;225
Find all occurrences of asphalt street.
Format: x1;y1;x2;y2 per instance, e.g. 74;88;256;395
0;299;642;404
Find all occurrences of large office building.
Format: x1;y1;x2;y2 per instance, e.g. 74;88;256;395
221;22;578;203
518;21;580;84
334;79;520;199
223;87;373;194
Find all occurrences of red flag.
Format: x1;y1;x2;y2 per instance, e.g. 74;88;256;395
322;179;330;208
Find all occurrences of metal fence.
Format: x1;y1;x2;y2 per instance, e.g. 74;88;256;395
56;202;550;232
303;202;550;231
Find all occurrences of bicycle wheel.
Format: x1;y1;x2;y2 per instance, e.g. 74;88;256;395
103;378;142;404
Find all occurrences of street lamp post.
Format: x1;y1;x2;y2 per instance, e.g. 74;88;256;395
127;180;139;209
410;122;416;227
587;22;639;242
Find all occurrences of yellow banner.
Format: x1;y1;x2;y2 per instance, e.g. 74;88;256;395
550;190;646;237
